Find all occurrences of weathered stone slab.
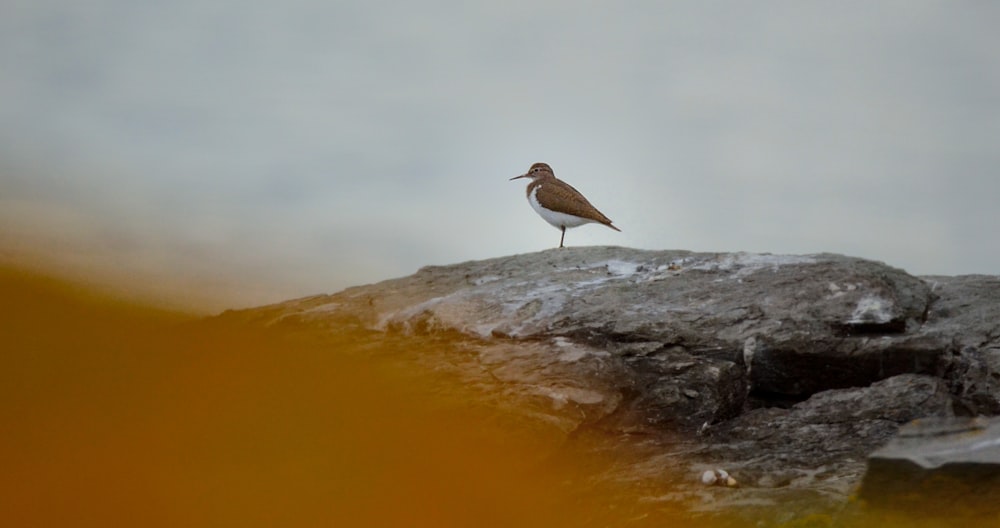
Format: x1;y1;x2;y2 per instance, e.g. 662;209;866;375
858;416;1000;518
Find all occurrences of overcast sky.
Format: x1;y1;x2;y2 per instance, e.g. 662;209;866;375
2;1;998;311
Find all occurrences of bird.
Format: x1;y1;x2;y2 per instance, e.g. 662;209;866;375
510;162;621;248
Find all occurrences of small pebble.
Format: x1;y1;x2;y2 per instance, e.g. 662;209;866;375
700;468;737;487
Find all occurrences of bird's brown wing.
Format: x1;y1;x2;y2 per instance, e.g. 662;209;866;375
535;179;621;230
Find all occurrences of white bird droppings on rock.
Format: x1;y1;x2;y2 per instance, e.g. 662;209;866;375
689;252;817;278
605;260;640;277
849;295;894;324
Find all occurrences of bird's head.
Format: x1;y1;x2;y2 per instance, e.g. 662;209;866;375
510;162;554;181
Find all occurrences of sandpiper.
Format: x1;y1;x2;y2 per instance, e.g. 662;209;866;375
510;162;621;248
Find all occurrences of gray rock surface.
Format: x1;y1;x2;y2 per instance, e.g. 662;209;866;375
214;247;1000;523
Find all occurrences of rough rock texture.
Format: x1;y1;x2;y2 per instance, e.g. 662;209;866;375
215;247;1000;523
923;275;1000;416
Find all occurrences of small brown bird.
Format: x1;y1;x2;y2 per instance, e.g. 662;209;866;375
510;162;621;248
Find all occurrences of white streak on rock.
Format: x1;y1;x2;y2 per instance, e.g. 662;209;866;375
849;295;894;324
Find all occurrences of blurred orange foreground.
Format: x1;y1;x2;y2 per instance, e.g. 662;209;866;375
0;263;702;527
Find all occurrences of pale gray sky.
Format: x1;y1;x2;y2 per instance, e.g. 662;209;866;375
2;1;998;311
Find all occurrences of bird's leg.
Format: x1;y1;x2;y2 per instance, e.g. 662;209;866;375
559;226;566;248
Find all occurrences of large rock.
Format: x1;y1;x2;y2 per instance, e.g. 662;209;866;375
228;248;995;401
214;247;1000;523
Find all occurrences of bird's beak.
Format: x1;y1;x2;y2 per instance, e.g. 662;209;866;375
510;173;527;181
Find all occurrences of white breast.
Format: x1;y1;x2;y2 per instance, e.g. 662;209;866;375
528;187;597;229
